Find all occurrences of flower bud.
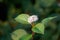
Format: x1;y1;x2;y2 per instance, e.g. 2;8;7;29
28;15;38;24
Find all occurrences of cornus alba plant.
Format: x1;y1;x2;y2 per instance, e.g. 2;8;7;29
13;14;57;40
28;15;38;40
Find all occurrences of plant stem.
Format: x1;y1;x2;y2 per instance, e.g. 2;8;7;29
31;23;35;40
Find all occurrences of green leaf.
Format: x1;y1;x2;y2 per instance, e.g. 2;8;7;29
20;34;32;40
32;23;44;34
11;29;27;40
41;16;57;26
15;14;30;24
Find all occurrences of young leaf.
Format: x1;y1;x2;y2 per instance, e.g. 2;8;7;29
11;29;27;40
32;23;44;34
41;16;57;26
15;14;30;24
20;34;32;40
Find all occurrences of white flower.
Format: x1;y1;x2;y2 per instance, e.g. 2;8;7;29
28;15;38;24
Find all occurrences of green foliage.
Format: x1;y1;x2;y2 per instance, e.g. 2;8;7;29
11;29;27;40
41;16;57;26
20;34;32;40
32;23;44;34
15;14;30;24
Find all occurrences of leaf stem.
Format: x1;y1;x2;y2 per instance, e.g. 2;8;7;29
31;23;35;40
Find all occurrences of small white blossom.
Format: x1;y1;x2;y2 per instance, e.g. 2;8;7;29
28;15;38;24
